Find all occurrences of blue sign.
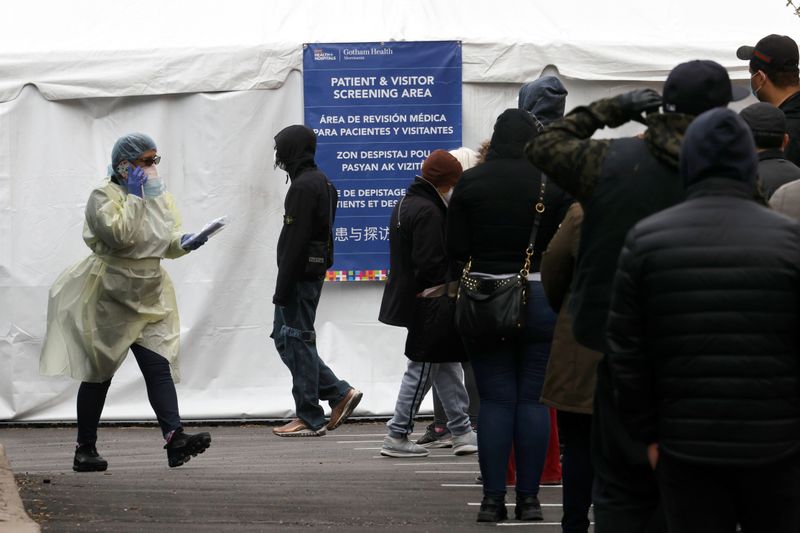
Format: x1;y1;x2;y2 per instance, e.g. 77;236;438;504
303;41;462;279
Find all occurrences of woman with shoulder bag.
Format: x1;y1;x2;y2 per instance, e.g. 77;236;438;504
378;150;478;458
447;108;572;522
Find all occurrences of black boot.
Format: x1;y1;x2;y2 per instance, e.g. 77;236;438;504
73;443;108;472
165;428;211;468
476;496;507;522
515;494;543;521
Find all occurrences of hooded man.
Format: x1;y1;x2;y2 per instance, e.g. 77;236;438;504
525;60;748;532
606;107;800;532
737;34;800;166
518;75;568;127
271;125;362;437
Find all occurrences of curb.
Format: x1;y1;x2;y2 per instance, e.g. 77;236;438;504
0;444;40;533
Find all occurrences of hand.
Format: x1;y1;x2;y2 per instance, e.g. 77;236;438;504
616;89;662;125
181;233;207;251
647;442;659;470
126;165;148;198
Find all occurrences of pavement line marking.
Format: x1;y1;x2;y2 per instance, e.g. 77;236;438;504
496;523;566;527
393;462;477;466
354;447;382;450
337;440;384;444
370;456;460;460
416;470;480;474
333;434;397;438
467;503;563;507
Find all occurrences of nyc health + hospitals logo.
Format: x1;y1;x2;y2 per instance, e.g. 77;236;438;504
313;48;337;61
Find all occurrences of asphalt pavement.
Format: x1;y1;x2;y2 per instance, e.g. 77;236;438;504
2;422;588;532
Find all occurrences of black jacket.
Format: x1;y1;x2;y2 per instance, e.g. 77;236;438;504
273;126;338;305
779;90;800;167
757;148;800;199
607;109;800;466
447;109;571;274
379;177;452;327
608;180;800;466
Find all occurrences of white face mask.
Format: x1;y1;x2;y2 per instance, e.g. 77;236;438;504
273;149;284;170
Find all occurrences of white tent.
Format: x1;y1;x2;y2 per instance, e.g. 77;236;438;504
2;0;796;421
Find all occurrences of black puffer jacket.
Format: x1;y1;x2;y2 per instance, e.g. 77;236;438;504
379;177;452;327
607;109;800;466
447;109;571;273
273;125;338;305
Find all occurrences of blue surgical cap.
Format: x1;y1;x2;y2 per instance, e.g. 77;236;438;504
109;133;157;177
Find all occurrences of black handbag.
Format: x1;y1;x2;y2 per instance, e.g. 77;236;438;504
305;182;334;278
404;282;466;363
455;175;547;339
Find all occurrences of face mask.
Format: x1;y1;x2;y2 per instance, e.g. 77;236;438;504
142;165;166;197
750;72;765;100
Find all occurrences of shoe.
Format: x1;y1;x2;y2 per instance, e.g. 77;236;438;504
273;418;327;438
452;430;478;456
380;435;430;458
165;429;212;467
415;423;453;448
515;495;544;521
73;444;108;472
327;388;363;430
476;496;507;522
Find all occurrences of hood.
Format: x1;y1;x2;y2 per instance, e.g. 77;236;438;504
274;125;317;180
643;112;693;170
487;109;537;160
517;76;568;126
680;108;758;188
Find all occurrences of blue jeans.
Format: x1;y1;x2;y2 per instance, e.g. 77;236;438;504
466;281;556;499
272;280;351;431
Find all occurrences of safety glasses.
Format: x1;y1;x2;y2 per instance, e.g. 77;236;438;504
136;154;162;166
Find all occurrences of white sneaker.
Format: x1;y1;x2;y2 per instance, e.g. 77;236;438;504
452;430;478;456
380;435;430;458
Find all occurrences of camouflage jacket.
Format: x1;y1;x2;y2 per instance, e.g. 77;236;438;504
524;96;693;203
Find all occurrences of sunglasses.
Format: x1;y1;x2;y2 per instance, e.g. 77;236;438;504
135;155;162;166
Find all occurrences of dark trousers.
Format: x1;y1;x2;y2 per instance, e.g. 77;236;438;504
657;452;800;533
467;281;555;499
592;358;666;533
432;361;480;427
272;280;351;430
559;410;593;533
77;344;181;444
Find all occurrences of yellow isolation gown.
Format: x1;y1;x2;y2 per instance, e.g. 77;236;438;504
40;180;189;383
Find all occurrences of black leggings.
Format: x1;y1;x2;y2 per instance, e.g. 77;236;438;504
77;344;181;444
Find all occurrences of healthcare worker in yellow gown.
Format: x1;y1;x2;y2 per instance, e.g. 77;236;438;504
40;133;211;471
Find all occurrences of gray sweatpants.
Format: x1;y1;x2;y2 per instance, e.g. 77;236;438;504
386;360;471;438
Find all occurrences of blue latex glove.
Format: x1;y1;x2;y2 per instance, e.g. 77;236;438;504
126;165;148;198
181;233;208;251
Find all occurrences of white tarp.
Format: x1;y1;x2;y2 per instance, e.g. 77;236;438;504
1;0;796;421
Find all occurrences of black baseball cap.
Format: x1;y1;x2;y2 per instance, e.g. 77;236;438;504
737;34;799;74
662;60;749;116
